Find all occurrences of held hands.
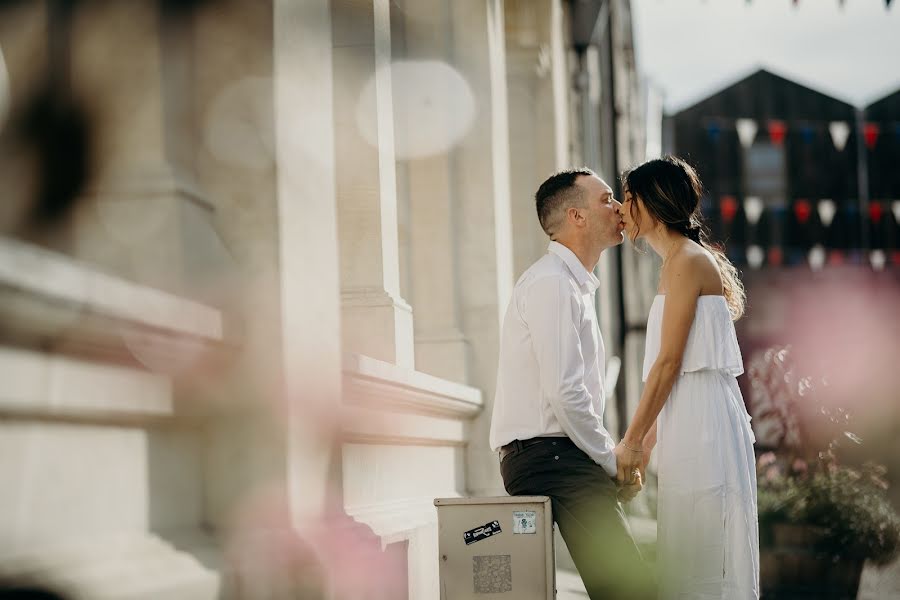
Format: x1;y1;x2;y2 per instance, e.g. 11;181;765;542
614;440;644;486
616;470;643;503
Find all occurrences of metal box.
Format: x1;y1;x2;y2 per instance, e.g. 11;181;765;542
434;496;555;599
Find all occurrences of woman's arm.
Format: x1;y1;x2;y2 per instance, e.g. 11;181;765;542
614;253;702;483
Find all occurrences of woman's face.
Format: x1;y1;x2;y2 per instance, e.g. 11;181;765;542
621;186;653;241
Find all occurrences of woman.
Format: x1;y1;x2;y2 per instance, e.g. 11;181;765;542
615;156;759;599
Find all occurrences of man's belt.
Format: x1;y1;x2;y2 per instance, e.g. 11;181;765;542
499;437;568;462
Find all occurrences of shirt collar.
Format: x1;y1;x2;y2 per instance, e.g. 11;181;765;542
548;241;600;293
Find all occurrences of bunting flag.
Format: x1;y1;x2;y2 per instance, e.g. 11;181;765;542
720;195;739;223
744;196;764;225
870;250;887;271
800;125;815;144
829;121;850;151
767;120;787;145
892;200;900;224
864;123;880;149
767;247;784;267
828;250;845;266
736;119;758;149
869;202;884;224
706;122;721;143
892;251;900;267
793;199;812;224
818;199;837;226
808;245;826;272
746;245;764;270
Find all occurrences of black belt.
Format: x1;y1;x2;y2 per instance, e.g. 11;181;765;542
499;437;570;462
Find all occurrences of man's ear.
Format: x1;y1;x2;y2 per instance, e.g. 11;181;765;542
566;206;583;227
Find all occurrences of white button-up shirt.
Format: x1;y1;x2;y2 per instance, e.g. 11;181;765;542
489;241;617;477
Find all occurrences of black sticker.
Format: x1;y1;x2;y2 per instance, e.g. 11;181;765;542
463;520;502;545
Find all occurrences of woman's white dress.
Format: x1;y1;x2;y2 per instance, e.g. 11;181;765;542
643;295;759;599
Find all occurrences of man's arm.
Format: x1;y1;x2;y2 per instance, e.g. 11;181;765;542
524;276;617;477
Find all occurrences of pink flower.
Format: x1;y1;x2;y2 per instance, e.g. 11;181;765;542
758;452;776;469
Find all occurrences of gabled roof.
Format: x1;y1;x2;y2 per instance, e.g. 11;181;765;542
671;67;856;121
864;88;900;120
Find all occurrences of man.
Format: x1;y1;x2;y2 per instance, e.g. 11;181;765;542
489;168;655;599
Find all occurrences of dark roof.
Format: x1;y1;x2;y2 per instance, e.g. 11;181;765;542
865;88;900;120
672;68;856;121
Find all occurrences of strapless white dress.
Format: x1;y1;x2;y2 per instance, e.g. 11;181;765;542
643;295;759;599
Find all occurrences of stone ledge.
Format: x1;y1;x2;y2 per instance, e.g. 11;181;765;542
345;496;439;545
0;532;220;600
342;353;482;419
0;237;225;364
0;345;172;418
0;236;223;341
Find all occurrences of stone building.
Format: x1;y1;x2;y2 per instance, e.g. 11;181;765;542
0;1;652;597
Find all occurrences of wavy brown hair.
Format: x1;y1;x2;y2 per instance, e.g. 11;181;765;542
623;156;745;320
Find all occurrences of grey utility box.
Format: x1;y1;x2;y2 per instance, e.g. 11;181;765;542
434;496;555;599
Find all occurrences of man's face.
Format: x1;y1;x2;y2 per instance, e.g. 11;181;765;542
578;175;625;249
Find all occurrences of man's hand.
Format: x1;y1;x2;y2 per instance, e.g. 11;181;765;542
616;471;643;503
614;441;644;485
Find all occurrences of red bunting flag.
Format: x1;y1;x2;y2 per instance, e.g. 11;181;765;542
767;247;783;266
720;195;738;223
828;250;845;266
768;120;787;146
891;250;900;266
864;123;880;149
869;202;883;224
794;199;812;224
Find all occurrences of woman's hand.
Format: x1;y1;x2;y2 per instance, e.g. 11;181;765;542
614;440;644;485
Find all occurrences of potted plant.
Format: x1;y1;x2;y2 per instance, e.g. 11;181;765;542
749;346;900;598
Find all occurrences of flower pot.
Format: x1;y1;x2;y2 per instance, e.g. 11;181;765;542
760;522;864;599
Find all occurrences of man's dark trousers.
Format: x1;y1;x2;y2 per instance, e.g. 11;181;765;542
500;437;656;599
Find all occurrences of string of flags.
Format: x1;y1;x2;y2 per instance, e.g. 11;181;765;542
741;245;900;271
716;197;900;227
703;118;900;151
750;0;896;8
714;196;900;270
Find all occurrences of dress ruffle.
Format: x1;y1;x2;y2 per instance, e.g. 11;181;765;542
642;295;744;382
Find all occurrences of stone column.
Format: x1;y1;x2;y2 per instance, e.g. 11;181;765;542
392;0;470;383
451;0;515;496
67;0;213;295
332;0;414;369
274;0;343;526
505;0;571;278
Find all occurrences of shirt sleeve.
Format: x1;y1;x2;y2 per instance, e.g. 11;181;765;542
522;275;617;476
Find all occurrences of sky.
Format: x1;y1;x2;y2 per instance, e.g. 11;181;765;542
631;0;900;113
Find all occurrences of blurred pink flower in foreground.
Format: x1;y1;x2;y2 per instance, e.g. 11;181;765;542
225;484;406;600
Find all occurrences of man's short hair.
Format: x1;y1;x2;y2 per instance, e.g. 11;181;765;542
535;168;596;236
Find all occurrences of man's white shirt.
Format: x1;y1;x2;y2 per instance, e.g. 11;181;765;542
489;241;617;478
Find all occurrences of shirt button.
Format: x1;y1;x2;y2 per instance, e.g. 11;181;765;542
554;455;560;460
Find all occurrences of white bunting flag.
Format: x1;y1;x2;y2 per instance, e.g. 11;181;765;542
818;199;837;226
829;121;850;152
808;245;826;272
892;200;900;224
870;250;886;272
747;245;764;270
744;196;764;225
736;119;758;149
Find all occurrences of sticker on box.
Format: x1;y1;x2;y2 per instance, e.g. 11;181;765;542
512;511;537;534
463;520;502;545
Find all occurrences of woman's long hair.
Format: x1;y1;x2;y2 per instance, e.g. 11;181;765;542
623;155;745;320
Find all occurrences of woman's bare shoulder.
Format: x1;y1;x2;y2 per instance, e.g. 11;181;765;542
665;242;723;294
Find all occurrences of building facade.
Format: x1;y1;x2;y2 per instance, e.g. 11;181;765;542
0;1;650;598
